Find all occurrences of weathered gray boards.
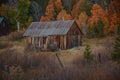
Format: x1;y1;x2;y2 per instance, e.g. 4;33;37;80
23;20;83;51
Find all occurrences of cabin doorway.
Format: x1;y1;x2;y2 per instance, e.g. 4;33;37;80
73;31;78;47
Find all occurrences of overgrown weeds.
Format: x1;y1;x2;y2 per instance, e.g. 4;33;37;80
7;31;24;41
0;48;120;80
0;42;13;49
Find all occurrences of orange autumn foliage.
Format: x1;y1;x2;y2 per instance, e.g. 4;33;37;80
108;0;120;15
0;4;6;16
71;0;85;18
40;0;55;21
40;0;64;21
76;12;88;27
108;0;120;33
76;12;88;35
89;4;107;26
88;4;111;34
57;9;73;20
109;13;118;32
89;4;109;33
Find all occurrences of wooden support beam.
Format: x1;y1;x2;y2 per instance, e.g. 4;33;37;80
78;35;81;46
30;37;32;44
64;35;66;49
32;37;34;45
39;37;41;47
60;36;62;49
41;37;43;48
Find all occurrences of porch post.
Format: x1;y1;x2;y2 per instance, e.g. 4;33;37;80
64;35;66;49
32;37;34;45
39;37;41;47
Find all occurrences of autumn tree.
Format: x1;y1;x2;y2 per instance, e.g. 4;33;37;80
56;9;73;20
108;0;120;34
40;0;55;21
76;12;88;36
71;0;91;18
109;13;118;33
88;4;108;37
89;4;107;26
71;0;84;18
40;0;64;21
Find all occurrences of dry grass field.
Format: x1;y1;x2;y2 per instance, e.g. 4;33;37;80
0;33;120;80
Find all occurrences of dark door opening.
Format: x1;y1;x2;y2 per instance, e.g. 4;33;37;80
73;31;78;47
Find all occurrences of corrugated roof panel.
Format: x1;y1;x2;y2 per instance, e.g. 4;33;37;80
29;22;37;29
23;20;75;37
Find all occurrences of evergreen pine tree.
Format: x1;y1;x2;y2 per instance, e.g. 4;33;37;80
84;45;93;62
112;35;120;63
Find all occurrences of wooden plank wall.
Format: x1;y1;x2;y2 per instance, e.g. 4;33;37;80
26;22;82;50
67;22;82;48
47;35;67;50
64;35;67;49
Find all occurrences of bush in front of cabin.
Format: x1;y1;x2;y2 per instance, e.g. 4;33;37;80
84;45;93;62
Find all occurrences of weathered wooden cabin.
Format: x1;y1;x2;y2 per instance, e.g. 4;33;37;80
23;20;83;50
0;17;9;36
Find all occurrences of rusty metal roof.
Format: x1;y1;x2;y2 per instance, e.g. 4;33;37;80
23;20;75;37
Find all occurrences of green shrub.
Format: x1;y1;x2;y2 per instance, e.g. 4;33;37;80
112;35;120;63
84;45;93;62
